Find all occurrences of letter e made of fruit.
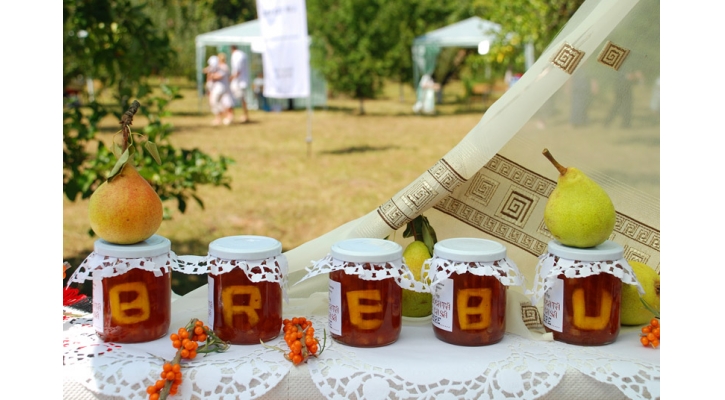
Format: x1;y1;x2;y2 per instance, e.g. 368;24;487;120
88;101;164;245
542;149;616;248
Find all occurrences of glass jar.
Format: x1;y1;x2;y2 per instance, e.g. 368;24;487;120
428;238;522;346
90;235;172;343
326;238;404;347
539;240;626;346
207;235;286;344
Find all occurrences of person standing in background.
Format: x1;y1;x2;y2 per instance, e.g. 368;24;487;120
252;71;269;112
230;45;250;123
209;52;235;126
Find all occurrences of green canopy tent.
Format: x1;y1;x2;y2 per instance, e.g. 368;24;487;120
195;19;327;111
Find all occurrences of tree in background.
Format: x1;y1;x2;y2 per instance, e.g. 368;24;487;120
306;0;394;115
64;0;234;218
473;0;586;75
375;0;464;101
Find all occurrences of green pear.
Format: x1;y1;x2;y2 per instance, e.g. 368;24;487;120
621;261;660;325
402;240;433;317
543;149;616;248
89;162;163;244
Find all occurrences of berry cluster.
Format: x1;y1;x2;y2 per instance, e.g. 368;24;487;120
282;317;324;365
147;319;229;400
639;318;660;349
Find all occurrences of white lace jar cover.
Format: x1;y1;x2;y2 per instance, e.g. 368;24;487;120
175;235;289;301
529;240;644;306
67;234;178;285
422;238;524;289
65;234;178;343
297;238;421;291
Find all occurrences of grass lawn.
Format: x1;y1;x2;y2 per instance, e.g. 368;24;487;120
63;78;490;293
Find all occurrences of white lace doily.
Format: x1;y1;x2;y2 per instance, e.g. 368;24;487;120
176;254;290;302
67;251;178;285
63;301;295;399
64;289;659;400
423;256;524;289
305;318;659;400
529;252;644;305
297;255;426;292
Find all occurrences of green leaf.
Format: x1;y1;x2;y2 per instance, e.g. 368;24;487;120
144;141;161;165
107;148;130;181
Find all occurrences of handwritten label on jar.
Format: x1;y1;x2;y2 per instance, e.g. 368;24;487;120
208;278;215;326
329;280;342;335
432;279;454;331
543;278;564;332
93;279;104;333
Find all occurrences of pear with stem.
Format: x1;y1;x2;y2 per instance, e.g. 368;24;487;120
542;148;616;248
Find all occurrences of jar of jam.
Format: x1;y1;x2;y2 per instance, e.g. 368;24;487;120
302;238;411;347
207;235;287;344
427;238;522;346
69;235;174;343
533;240;642;346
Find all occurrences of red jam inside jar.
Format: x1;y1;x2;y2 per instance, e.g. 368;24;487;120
95;267;171;343
209;265;282;344
433;272;506;346
546;273;622;345
329;269;402;347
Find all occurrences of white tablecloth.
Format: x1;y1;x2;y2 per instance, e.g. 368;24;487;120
63;287;659;399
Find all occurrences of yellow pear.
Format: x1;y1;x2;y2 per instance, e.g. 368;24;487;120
543;149;616;248
621;261;660;325
402;240;433;317
89;162;163;244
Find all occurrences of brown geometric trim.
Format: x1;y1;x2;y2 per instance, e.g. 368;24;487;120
400;179;438;214
484;155;556;197
377;199;411;230
434;153;661;256
521;302;543;329
434;197;548;257
614;213;660;252
427;158;467;193
551;43;585;74
597;41;630;71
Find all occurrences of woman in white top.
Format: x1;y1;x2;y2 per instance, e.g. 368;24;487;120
208;53;235;125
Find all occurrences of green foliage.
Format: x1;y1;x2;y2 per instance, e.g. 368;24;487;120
473;0;586;73
403;215;438;256
63;0;235;220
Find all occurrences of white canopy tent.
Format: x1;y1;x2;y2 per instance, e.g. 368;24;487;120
195;20;327;111
411;16;534;90
411;17;501;89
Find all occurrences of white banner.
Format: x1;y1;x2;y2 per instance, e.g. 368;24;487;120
256;0;310;98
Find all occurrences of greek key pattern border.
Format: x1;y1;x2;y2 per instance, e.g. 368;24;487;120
435;154;660;256
485;155;556;197
427;158;466;193
597;41;630;71
434;196;549;257
551;42;585;74
377;199;411;230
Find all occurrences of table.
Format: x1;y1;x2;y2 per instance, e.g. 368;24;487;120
63;287;660;399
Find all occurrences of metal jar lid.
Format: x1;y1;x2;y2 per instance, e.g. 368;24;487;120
433;238;507;262
94;234;171;258
208;235;283;260
330;238;403;263
546;240;624;262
